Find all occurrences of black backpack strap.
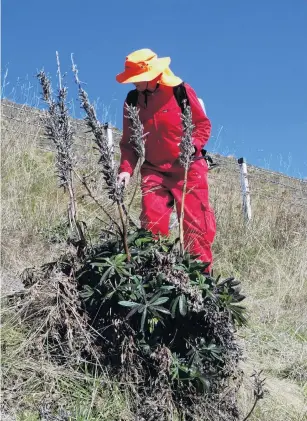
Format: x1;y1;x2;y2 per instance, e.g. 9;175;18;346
173;82;189;114
127;84;188;110
125;89;139;107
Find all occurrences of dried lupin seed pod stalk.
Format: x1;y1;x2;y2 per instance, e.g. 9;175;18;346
37;52;84;248
71;57;120;203
124;103;147;160
71;54;130;260
179;104;195;255
123;103;147;220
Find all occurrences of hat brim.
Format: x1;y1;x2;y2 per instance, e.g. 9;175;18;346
158;67;183;87
116;57;170;84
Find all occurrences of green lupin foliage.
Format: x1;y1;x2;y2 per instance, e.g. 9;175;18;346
76;228;247;420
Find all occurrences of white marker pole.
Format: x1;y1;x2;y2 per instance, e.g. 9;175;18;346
238;157;252;222
104;123;114;168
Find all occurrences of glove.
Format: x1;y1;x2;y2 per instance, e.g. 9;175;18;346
117;172;131;187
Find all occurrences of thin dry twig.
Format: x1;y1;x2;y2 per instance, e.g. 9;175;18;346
242;370;266;421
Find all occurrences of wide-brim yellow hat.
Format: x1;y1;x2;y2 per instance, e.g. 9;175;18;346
116;48;182;87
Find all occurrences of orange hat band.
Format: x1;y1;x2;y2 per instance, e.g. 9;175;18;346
124;60;152;76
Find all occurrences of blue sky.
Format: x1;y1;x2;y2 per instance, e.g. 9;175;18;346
2;0;307;177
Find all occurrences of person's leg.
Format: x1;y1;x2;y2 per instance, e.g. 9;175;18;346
140;170;173;236
171;160;216;271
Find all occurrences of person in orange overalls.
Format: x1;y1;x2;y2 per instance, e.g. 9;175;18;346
116;49;216;272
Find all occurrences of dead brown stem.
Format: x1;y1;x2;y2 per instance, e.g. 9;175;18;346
179;170;188;256
118;202;131;261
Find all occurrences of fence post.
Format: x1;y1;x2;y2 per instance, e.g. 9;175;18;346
238;157;252;222
103;123;114;168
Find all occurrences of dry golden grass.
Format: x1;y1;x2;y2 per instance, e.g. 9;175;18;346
209;165;307;420
1;100;306;420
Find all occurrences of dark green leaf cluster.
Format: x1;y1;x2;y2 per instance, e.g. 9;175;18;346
77;229;247;419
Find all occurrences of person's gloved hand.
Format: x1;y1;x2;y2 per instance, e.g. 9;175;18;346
117;172;131;187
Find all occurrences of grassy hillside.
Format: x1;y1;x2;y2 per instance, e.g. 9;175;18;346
1;99;307;420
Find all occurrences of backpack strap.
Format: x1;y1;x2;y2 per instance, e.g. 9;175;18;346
173;82;190;114
126;84;189;111
125;89;139;107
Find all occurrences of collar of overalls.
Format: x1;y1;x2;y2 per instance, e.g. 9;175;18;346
141;83;160;106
